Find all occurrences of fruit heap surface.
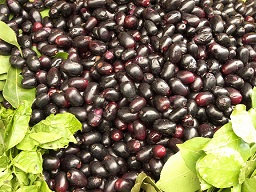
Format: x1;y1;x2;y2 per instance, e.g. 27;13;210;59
1;0;256;191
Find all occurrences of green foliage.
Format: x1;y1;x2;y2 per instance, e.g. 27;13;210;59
0;101;82;192
3;67;36;108
0;21;21;53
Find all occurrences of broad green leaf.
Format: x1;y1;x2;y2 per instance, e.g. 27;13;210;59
196;167;213;191
12;151;42;174
141;183;158;192
0;0;6;4
197;147;244;188
156;152;200;192
0;169;13;188
0;21;21;53
54;52;69;59
177;137;210;173
14;171;29;186
230;104;256;143
40;181;52;192
203;122;251;161
238;160;256;184
4;101;31;150
40;9;50;18
0;155;8;169
16;185;38;192
0;55;10;74
16;134;38;151
0;80;5;90
29;132;62;144
0;74;7;80
248;108;256;130
32;113;82;149
231;184;242;192
251;87;256;109
241;176;256;192
3;67;35;108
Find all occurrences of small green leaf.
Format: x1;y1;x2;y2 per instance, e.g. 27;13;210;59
0;74;7;80
231;184;242;192
32;113;82;149
0;80;5;90
0;169;13;188
177;137;210;173
40;9;50;18
156;152;200;192
16;185;38;192
131;172;161;192
248;108;256;130
0;55;10;74
29;132;62;144
16;134;38;151
197;147;244;188
241;176;256;192
238;160;256;184
39;181;52;192
54;52;69;59
251;87;256;109
0;21;21;53
203;122;251;161
0;155;8;170
4;101;31;150
31;45;41;57
230;104;256;143
3;67;36;108
12;151;42;174
14;170;29;186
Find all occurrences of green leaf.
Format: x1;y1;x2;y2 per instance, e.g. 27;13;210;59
196;167;213;191
0;74;7;80
251;87;256;109
14;170;29;186
0;155;8;170
3;67;35;108
156;152;200;192
231;184;242;192
0;21;21;53
16;134;38;151
54;52;69;59
12;151;42;174
16;185;38;192
203;122;251;161
0;55;10;74
248;108;256;130
4;101;31;150
0;80;5;90
238;159;256;184
141;183;158;192
31;45;41;57
29;132;62;144
197;147;244;188
0;0;6;4
0;169;13;188
230;104;256;143
40;9;50;18
241;176;256;192
177;137;210;173
32;113;82;149
39;181;52;192
131;172;161;192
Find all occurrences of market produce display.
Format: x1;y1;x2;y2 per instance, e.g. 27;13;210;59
0;0;256;191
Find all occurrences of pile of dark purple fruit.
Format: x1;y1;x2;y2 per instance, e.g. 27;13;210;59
1;0;256;191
